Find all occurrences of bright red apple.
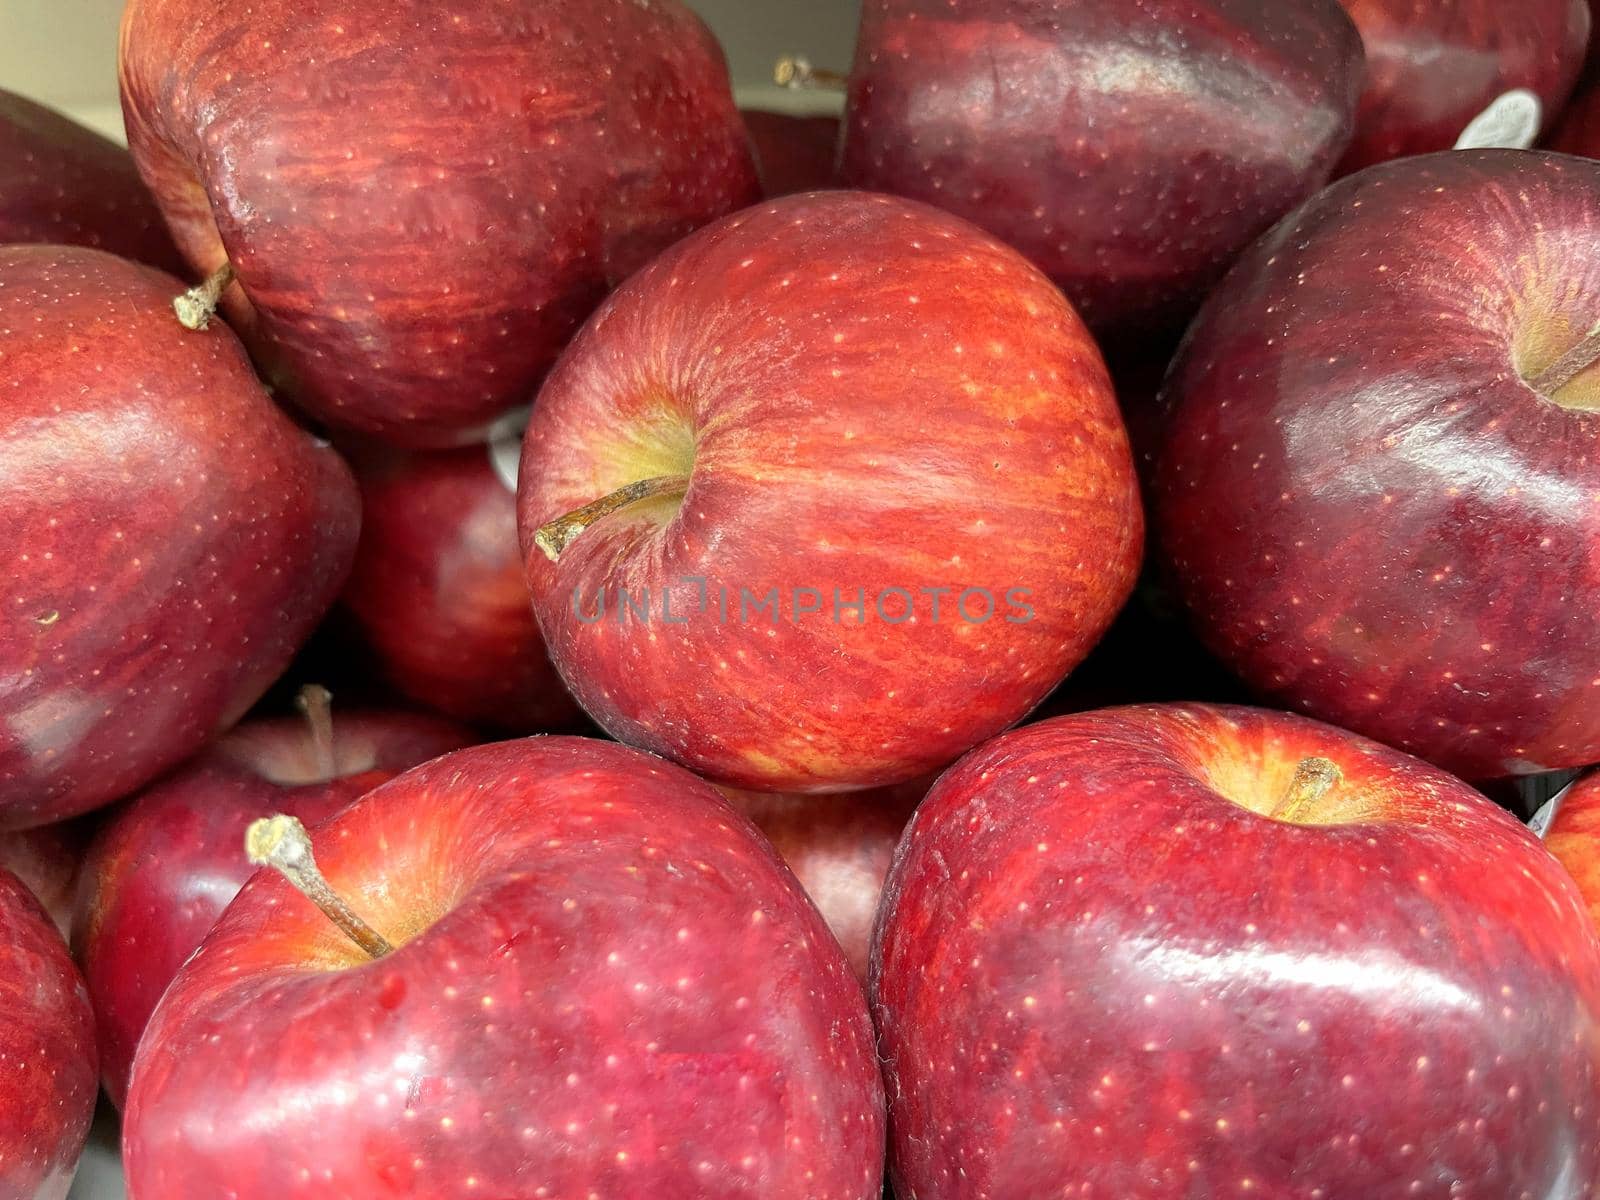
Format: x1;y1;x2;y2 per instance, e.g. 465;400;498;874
518;191;1143;793
1155;149;1600;780
838;0;1364;345
119;0;760;447
0;823;82;938
0;868;97;1200
75;688;473;1108
741;109;841;197
0;88;183;272
1548;772;1600;931
875;703;1600;1197
1337;0;1589;173
123;737;885;1197
340;431;580;732
0;246;359;828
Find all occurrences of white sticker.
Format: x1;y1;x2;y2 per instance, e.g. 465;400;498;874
1529;779;1576;840
486;406;530;494
1454;88;1542;151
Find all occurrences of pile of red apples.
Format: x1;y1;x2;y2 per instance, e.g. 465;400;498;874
8;0;1600;1196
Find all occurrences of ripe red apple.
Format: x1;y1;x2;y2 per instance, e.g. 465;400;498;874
0;246;359;828
838;0;1364;345
1155;149;1600;780
1;90;183;273
741;109;841;197
123;737;885;1196
0;823;82;938
1548;72;1600;155
1337;0;1589;173
119;0;760;447
0;868;97;1200
518;191;1142;793
75;689;473;1108
720;780;924;981
340;432;580;732
875;703;1600;1197
1548;772;1600;931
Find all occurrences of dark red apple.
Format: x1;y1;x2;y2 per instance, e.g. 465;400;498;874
0;246;359;828
875;703;1600;1197
839;0;1364;345
1548;772;1600;931
123;737;885;1196
1;90;182;272
75;690;473;1108
1155;149;1600;780
0;868;97;1200
1337;0;1589;173
119;0;760;447
518;191;1142;793
1548;71;1600;154
340;430;580;732
0;823;82;938
742;109;841;197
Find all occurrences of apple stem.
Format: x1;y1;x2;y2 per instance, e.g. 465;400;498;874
1530;321;1600;397
533;474;690;563
774;55;848;92
173;261;237;331
1272;757;1343;824
246;814;394;959
295;684;338;781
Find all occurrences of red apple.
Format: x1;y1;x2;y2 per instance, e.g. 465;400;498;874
0;89;182;273
1547;72;1600;154
1155;149;1600;780
1337;0;1589;173
838;0;1364;345
119;0;760;447
720;780;924;981
340;431;581;732
741;109;841;197
0;824;82;938
0;868;97;1200
875;703;1600;1197
123;737;885;1197
517;191;1142;793
1548;772;1600;931
75;690;473;1108
0;246;359;828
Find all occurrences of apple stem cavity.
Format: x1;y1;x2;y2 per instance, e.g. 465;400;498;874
1529;320;1600;400
534;474;690;562
173;261;237;331
295;684;339;781
245;814;394;959
774;55;848;92
1272;756;1343;824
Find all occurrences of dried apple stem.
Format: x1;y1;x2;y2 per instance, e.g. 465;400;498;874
295;684;338;781
774;55;848;91
245;814;393;959
173;261;236;331
533;474;690;563
1272;757;1343;823
1530;320;1600;396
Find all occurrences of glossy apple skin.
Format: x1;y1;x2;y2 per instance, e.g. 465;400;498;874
519;192;1143;793
741;110;841;197
341;441;580;732
0;870;97;1200
124;737;885;1198
0;246;360;828
0;90;183;272
1155;150;1600;780
720;780;924;981
875;703;1600;1198
839;0;1363;345
1337;0;1589;173
75;709;473;1109
0;824;82;938
119;0;760;447
1549;771;1600;932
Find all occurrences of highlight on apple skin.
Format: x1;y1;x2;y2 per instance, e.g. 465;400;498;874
518;190;1143;794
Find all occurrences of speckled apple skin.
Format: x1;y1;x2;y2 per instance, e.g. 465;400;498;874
0;90;183;274
118;0;761;448
1156;150;1600;780
518;192;1143;793
1549;772;1600;934
123;737;885;1198
0;870;97;1200
839;0;1364;346
342;443;580;732
874;703;1600;1199
0;246;360;829
1337;0;1589;173
76;709;473;1109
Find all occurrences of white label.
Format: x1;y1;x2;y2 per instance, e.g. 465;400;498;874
1529;780;1576;840
486;406;529;494
1455;89;1542;151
